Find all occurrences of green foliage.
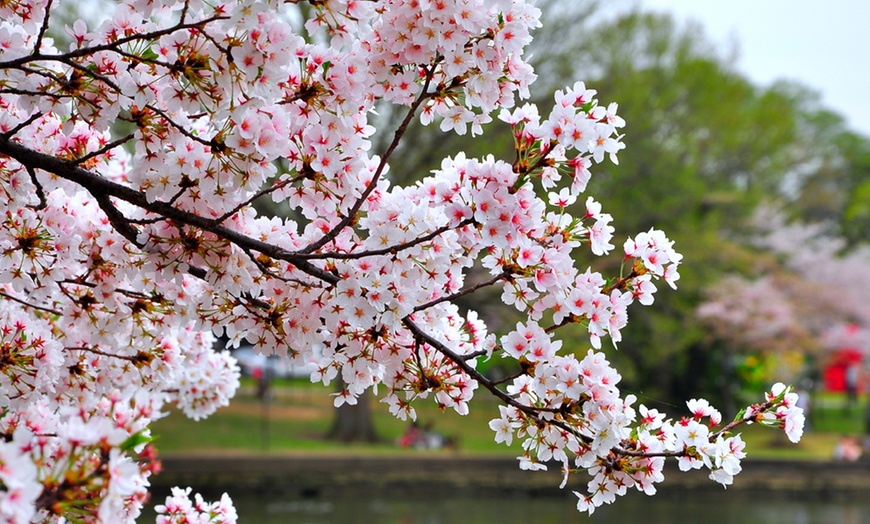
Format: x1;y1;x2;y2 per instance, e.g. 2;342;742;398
538;7;870;408
526;9;810;406
791;109;870;242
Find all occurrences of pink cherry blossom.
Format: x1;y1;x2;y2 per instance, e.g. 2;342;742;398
0;0;804;520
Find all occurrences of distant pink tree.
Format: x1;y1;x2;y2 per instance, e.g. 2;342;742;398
698;208;870;385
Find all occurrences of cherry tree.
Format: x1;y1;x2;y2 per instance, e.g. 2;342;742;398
698;209;870;373
0;0;804;521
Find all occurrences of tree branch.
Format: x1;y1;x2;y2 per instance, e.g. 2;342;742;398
304;218;476;261
73;133;135;166
0;291;61;316
0;15;229;69
412;272;506;313
299;63;440;255
0;137;339;286
32;0;54;57
65;346;143;363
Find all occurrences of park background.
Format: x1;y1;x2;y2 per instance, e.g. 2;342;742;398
111;0;870;521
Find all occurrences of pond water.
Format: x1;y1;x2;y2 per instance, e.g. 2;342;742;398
147;491;870;524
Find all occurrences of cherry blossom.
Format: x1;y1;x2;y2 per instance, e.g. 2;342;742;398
154;488;237;524
0;0;804;521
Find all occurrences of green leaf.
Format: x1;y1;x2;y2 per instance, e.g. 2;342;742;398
120;431;153;452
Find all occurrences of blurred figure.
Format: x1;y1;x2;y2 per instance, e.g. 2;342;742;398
834;435;862;462
398;421;423;448
796;383;812;433
253;366;271;401
845;363;859;408
421;421;446;449
397;420;457;450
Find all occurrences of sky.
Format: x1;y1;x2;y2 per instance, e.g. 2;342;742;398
628;0;870;137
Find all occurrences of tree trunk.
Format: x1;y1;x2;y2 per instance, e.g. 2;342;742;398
326;379;380;443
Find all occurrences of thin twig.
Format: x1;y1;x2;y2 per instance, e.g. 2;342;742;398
26;166;47;210
210;173;304;226
0;14;229;69
304;218;476;260
65;346;140;363
0;111;44;140
299;63;441;255
0;138;339;286
413;272;505;313
0;292;61;316
32;0;54;56
72;133;135;166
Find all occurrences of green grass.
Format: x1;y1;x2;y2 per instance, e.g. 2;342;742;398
807;391;868;434
152;381;512;456
151;384;866;461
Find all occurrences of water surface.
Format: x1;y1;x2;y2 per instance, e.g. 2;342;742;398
182;491;870;524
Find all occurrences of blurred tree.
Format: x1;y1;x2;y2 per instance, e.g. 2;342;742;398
697;209;870;410
326;378;380;443
778;90;870;243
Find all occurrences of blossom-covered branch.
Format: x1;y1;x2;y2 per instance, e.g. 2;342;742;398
0;0;804;522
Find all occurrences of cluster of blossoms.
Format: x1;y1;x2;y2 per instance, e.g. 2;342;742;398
0;0;803;521
154;488;236;524
488;346;803;514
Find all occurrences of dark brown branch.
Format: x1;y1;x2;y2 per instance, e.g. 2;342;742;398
603;268;640;296
0;291;61;316
92;192;144;248
0;15;229;69
144;104;215;148
615;400;778;459
300;63;440;255
403;316;589;444
0;137;338;286
413;272;506;313
59;279;159;302
614;448;684;458
26;165;47;210
305;218;476;260
458;349;487;361
710;401;775;440
65;346;140;363
404;317;541;417
33;0;55;57
0;87;67;100
60;57;124;93
0;111;44;140
244;248;320;289
73;133;135;166
210;173;304;226
491;370;524;386
544;315;577;334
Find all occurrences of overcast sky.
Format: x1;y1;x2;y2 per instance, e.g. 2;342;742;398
626;0;870;137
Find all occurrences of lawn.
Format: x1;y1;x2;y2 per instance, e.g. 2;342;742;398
151;379;511;456
150;381;865;461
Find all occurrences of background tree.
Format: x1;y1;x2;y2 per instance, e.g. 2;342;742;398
698;209;870;406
